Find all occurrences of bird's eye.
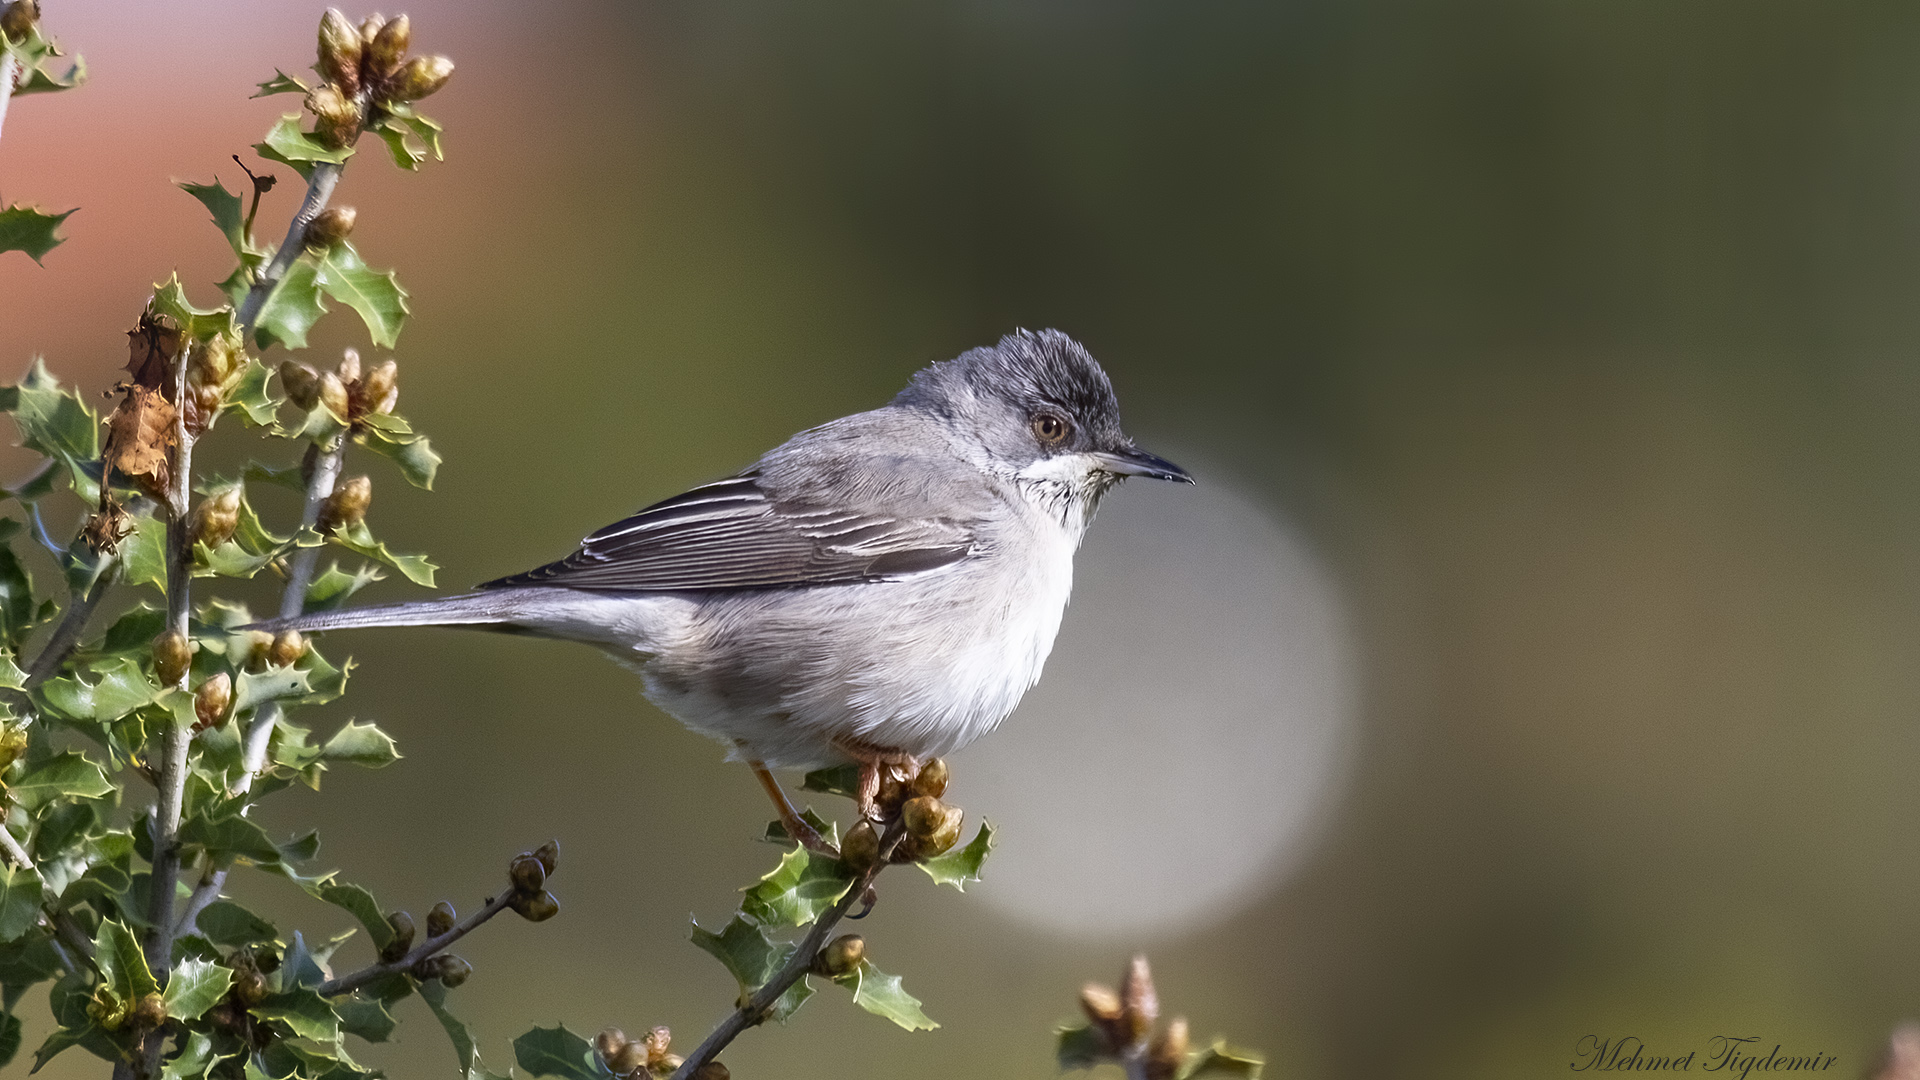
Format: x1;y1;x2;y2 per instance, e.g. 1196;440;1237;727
1031;413;1070;446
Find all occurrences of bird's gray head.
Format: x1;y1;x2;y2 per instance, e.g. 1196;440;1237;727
896;329;1191;524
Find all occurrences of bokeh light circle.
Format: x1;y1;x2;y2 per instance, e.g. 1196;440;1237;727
955;466;1357;939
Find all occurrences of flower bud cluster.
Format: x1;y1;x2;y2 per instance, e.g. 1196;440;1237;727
309;10;454;148
191;487;242;549
181;332;256;436
596;1026;724;1079
282;347;400;427
508;840;561;922
1076;956;1193;1080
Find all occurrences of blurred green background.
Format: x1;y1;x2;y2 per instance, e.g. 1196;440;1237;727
7;0;1920;1077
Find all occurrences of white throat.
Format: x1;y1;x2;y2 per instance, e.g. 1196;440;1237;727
1012;453;1118;541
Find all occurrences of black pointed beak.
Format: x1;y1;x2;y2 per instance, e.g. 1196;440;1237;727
1093;446;1194;484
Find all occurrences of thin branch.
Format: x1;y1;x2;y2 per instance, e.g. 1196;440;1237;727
0;821;31;868
173;864;225;941
3;823;96;967
317;889;515;997
669;824;908;1080
234;162;341;335
24;566;113;689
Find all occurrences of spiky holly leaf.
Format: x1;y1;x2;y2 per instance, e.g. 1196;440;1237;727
329;520;437;586
252;69;308;97
178;179;249;258
0;1012;19;1070
832;958;937;1031
95;919;160;1000
193;900;278;947
335;993;399;1044
0;863;45;942
0;357;100;465
320;721;400;768
0;205;74;264
5;24;85;97
117;512;169;591
359;424;441;489
511;1024;612;1080
302;562;385;612
162;958;234;1021
254;114;352;180
250;987;340;1042
224;359;279;426
1056;1023;1108;1070
150;274;235;342
801;763;862;799
178;809;282;866
421;981;511;1078
761;806;838;847
252;257;326;350
315;243;409;348
1179;1042;1266;1080
917;820;995;891
689;914;782;990
740;846;854;927
7;752;113;810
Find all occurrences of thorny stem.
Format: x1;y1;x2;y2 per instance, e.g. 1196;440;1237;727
234;161;341;333
316;888;515;997
669;822;908;1080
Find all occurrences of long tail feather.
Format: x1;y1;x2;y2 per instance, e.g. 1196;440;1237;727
253;591;528;634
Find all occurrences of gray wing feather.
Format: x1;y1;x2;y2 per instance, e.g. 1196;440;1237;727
481;472;975;592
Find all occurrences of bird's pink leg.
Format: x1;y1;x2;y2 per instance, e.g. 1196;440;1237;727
748;759;838;857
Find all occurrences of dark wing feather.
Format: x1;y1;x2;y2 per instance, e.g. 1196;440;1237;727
480;473;975;593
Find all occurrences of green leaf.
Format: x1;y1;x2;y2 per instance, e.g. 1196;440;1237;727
1055;1023;1106;1070
917;820;994;891
252;257;326;351
359;427;441;489
37;657;161;723
96;918;161;1000
511;1023;610;1080
334;993;398;1043
29;1022;91;1072
372;122;425;171
8;27;84;98
800;764;862;799
251;986;340;1042
419;981;510;1076
150;273;235;342
320;721;400;768
0;534;38;648
0;204;74;264
194;900;278;947
309;881;394;951
0;863;44;942
302;562;385;613
740;847;854;928
178;179;249;258
117;512;169;591
832;958;937;1031
314;243;409;348
1178;1042;1266;1080
233;665;314;712
195;540;275;580
690;915;784;990
0;357;100;463
761;806;838;848
178;810;282;866
224;359;279;426
329;520;437;586
0;1011;19;1070
162;957;234;1020
160;1031;222;1079
7;751;112;809
252;69;309;97
255;114;353;176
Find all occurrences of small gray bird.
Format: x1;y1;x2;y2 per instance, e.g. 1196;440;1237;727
268;329;1189;846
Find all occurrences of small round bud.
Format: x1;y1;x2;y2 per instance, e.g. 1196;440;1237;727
131;992;168;1030
533;839;559;876
0;0;37;41
690;1063;730;1080
899;795;963;858
381;910;416;960
191;487;242;549
269;629;307;668
510;890;560;922
839;819;880;870
437;954;473;987
427;900;456;938
153;630;192;686
194;673;232;731
641;1027;672;1063
607;1041;647;1076
280;361;321;409
306;83;362;147
1119;955;1159;1043
1080;982;1122;1024
1146;1017;1190;1080
814;934;865;977
594;1028;628;1063
367;13;409;78
234;969;269;1005
393;55;454;102
317;9;362;95
318;370;351;418
358;12;386;46
509;853;546;893
318;475;371;532
910;757;949;798
355;358;398;415
336;346;362;384
239;630;274;672
304;206;356;250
